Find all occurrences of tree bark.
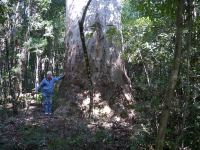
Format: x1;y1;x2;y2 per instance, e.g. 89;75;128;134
78;0;93;116
35;51;40;89
176;0;193;148
21;0;32;93
155;0;184;149
58;0;134;119
5;38;18;115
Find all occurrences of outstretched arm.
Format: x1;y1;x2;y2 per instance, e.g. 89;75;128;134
59;74;65;80
54;74;65;82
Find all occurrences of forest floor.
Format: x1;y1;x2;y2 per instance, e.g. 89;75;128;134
0;99;138;150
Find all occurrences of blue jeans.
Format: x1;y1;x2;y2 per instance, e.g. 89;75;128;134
43;95;52;114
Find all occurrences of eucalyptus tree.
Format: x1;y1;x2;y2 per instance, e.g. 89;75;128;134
58;0;134;119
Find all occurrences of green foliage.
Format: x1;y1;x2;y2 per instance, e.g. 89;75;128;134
35;93;42;103
31;38;47;51
122;0;200;149
35;0;52;13
106;26;118;38
0;1;8;24
30;14;48;30
48;138;70;150
106;26;122;47
18;125;46;149
127;0;177;21
85;31;94;40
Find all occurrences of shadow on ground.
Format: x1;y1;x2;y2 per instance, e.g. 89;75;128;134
0;99;144;150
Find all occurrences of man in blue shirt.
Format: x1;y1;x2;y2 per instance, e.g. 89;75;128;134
35;71;65;115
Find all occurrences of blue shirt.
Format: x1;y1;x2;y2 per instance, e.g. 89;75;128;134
36;76;63;96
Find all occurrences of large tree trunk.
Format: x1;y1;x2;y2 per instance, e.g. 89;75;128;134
58;0;134;120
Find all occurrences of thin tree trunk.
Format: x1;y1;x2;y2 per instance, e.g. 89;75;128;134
5;1;21;115
5;39;18;115
179;0;193;148
79;0;93;116
35;52;40;89
14;0;23;94
155;0;184;149
22;0;31;93
138;49;151;87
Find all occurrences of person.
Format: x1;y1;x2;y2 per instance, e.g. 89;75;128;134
34;71;65;115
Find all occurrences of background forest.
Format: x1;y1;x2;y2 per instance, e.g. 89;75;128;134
0;0;200;149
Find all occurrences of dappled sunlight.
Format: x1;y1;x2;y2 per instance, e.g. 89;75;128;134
74;90;136;132
25;116;34;121
82;96;90;106
124;92;133;102
93;104;113;118
67;0;88;22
